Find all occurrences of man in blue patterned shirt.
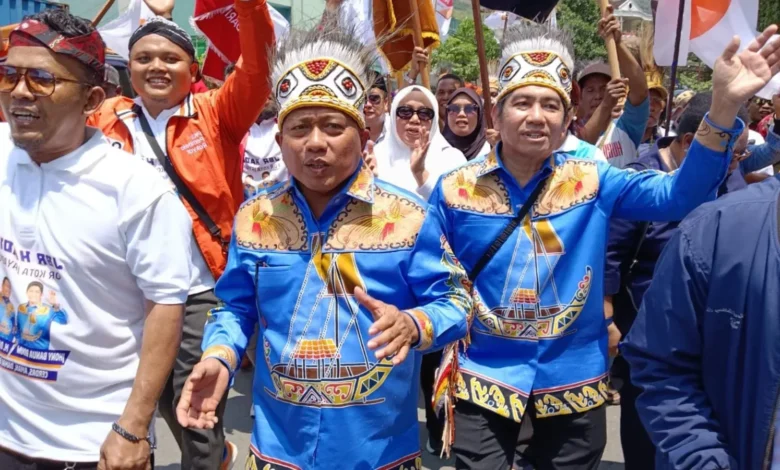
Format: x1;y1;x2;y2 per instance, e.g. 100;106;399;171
174;19;473;470
431;21;780;470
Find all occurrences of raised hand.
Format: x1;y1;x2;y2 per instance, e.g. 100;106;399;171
408;47;430;80
598;6;622;45
486;128;500;147
409;128;431;176
355;287;419;366
363;140;378;177
712;25;780;111
176;358;230;430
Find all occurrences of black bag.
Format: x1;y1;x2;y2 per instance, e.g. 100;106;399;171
469;175;549;281
133;106;229;252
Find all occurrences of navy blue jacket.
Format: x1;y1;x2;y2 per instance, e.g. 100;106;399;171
622;176;780;470
605;138;747;334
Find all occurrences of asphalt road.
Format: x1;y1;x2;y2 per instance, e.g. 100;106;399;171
154;369;626;470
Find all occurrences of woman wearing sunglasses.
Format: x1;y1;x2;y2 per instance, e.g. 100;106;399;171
372;85;466;200
442;88;490;161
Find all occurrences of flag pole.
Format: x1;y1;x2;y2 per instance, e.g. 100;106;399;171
597;0;621;79
501;12;509;47
409;0;431;88
470;0;493;128
91;0;117;27
664;0;686;136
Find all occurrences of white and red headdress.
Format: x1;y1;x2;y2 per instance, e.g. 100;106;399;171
497;22;575;107
272;22;377;129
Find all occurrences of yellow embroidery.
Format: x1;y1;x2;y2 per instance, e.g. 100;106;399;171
564;385;606;413
442;164;512;215
535;159;599;217
454;372;469;400
346;164;375;202
325;188;425;251
534;375;609;418
440;235;473;316
407;309;434;350
535;394;573;417
510;393;526;422
470;377;510;418
202;345;238;371
235;190;308;252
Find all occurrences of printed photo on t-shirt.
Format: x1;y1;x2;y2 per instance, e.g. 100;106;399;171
0;238;70;382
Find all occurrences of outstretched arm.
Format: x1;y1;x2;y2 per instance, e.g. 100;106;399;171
212;0;275;146
600;26;780;221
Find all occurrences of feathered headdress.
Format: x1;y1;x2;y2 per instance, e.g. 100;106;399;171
634;24;668;102
272;16;378;129
497;21;575;106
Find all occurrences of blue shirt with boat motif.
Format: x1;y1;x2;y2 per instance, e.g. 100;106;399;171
429;117;742;423
202;164;472;470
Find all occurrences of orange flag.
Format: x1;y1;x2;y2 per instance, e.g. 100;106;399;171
373;0;440;72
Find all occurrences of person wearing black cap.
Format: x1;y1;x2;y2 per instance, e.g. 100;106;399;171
0;8;192;470
87;1;276;468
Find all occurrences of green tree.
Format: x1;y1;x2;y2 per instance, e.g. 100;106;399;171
758;0;779;31
675;54;713;93
556;0;606;63
431;19;501;83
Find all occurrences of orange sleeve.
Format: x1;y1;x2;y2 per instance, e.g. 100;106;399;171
213;0;274;146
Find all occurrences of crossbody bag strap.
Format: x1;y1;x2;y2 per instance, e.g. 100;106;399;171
133;105;227;247
468;175;550;281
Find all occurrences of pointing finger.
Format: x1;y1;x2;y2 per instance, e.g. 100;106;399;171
354;287;385;315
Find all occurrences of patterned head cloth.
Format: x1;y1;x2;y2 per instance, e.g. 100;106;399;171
645;68;668;102
272;19;378;129
497;21;574;108
10;18;105;79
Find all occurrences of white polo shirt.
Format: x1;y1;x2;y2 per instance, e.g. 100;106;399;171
0;126;192;461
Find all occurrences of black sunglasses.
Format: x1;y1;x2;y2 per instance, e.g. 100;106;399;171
446;104;479;116
0;65;93;97
367;93;384;105
396;105;435;121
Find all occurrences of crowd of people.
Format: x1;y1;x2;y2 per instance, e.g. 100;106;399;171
0;0;779;469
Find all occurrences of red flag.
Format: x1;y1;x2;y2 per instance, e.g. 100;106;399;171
193;0;290;81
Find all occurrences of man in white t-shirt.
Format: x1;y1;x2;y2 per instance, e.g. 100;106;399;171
576;7;650;169
0;9;191;470
241;99;287;196
88;4;275;467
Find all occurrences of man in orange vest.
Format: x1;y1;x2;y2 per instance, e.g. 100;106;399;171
87;0;274;468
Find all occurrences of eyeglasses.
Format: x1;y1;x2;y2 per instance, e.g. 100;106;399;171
396;106;435;121
367;94;384;105
0;65;93;97
753;98;771;107
446;104;479;116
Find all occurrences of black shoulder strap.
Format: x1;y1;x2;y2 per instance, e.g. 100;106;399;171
133;105;226;247
469;175;549;281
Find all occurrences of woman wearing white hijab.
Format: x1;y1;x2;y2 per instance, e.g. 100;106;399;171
372;85;467;200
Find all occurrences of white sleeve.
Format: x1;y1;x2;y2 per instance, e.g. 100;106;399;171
755;165;774;176
124;192;193;305
417;145;467;200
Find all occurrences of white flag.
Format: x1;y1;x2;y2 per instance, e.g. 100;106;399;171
654;0;779;99
434;0;454;40
98;0;157;60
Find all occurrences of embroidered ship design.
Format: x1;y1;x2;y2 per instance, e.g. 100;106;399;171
265;235;393;407
474;216;593;340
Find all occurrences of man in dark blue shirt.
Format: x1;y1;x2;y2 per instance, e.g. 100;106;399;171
621;164;780;470
604;92;751;470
